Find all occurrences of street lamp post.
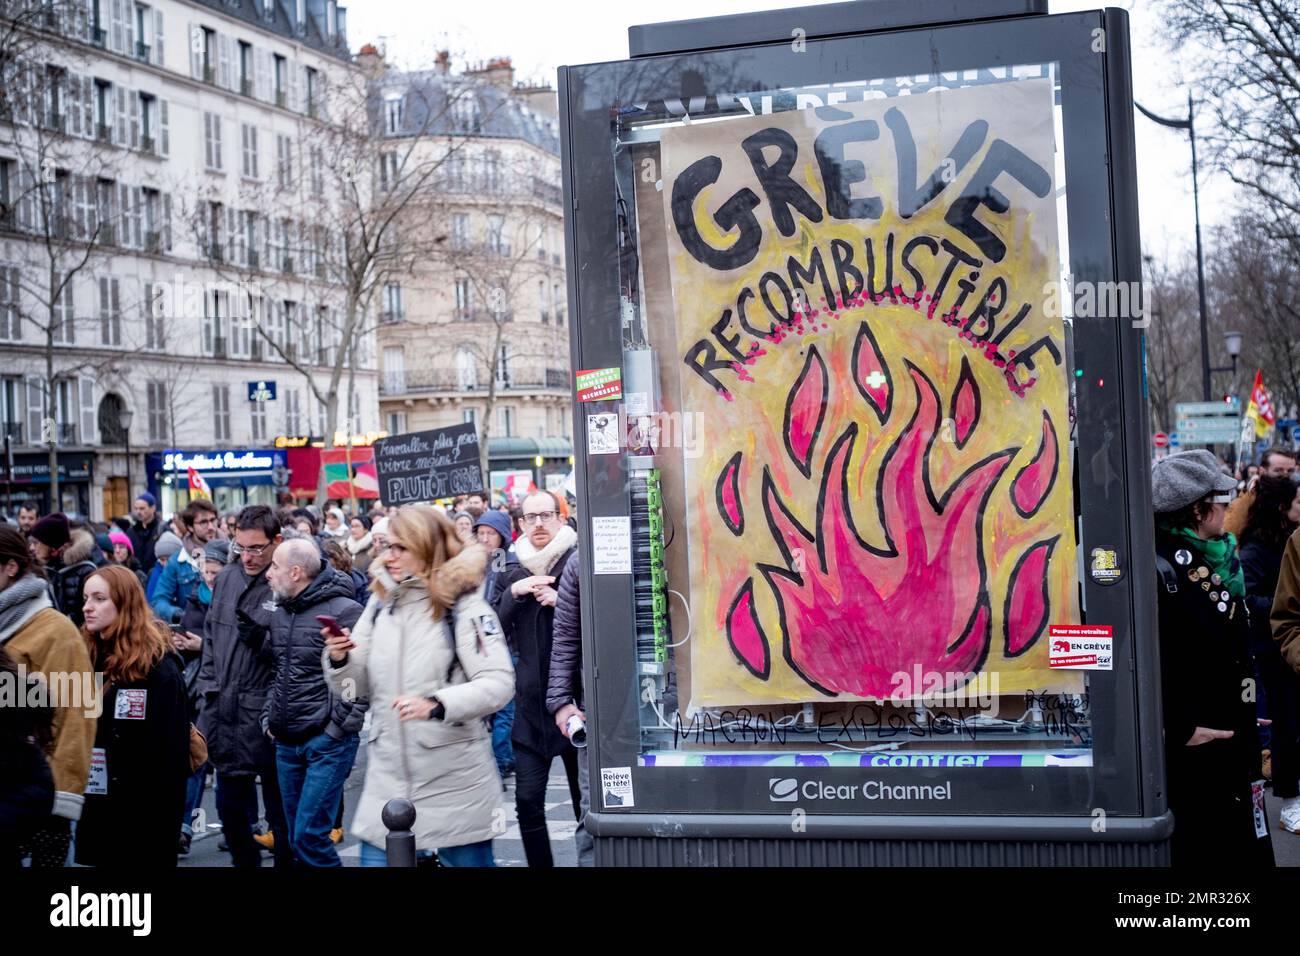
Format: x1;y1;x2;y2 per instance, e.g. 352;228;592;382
1210;329;1242;393
118;406;135;512
1135;92;1212;401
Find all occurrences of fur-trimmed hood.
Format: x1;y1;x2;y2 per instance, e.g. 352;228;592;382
368;542;488;611
61;528;99;565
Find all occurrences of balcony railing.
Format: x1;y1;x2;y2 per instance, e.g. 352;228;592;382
140;134;156;155
453;308;513;324
95;122;112;143
212;336;227;359
145;230;161;253
379;368;569;396
91;26;106;46
45;111;65;132
379;310;404;325
57;422;76;444
135;41;150;61
241;77;253;97
247;249;260;269
275;90;286;109
2;421;21;443
281;256;294;273
208;242;223;262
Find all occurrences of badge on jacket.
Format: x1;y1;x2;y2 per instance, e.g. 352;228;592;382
477;614;500;636
115;689;147;719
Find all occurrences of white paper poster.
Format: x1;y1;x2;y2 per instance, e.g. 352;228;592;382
591;515;632;574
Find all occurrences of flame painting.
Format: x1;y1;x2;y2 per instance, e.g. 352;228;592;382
658;78;1080;709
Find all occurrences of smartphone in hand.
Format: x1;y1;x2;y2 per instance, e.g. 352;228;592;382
316;614;346;637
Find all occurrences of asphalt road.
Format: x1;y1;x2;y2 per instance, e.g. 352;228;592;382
178;743;580;867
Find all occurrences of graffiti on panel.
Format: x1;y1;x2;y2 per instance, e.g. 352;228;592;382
658;78;1079;709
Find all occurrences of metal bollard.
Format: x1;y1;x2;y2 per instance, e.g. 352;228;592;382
382;798;417;867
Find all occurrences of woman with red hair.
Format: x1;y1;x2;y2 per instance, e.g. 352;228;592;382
75;565;191;867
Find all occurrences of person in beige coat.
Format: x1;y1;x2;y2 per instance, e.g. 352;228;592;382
323;504;513;867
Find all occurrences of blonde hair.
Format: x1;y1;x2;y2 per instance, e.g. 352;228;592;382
388;504;470;620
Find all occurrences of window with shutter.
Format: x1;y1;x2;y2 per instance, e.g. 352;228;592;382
153;9;164;65
189;24;202;79
128;93;139;149
79;378;95;446
162;192;172;249
115;85;126;144
159;98;169;155
81;76;93;138
218;34;232;90
26;378;44;443
110;0;124;53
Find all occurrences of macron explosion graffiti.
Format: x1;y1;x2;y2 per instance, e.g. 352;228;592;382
659;78;1081;709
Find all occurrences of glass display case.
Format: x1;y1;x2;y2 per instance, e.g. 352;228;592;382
559;2;1168;862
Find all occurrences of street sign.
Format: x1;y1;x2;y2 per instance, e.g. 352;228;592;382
1168;432;1180;447
1152;432;1168;448
1176;418;1243;441
248;380;277;402
1176;399;1240;416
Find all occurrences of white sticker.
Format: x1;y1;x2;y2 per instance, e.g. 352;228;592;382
87;747;107;795
601;766;635;808
624;391;650;417
1048;625;1113;670
115;688;148;719
586;414;620;455
591;516;632;575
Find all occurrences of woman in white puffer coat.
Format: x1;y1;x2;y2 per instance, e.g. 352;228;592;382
322;504;514;867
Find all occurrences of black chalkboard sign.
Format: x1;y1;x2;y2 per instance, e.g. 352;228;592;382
372;423;484;506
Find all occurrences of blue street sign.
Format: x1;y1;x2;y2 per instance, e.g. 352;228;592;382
248;380;277;402
1168;432;1179;447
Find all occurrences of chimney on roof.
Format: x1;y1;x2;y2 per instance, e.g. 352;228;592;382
435;49;451;75
465;56;514;91
357;42;385;78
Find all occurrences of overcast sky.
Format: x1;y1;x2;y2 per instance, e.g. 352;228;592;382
345;0;1233;266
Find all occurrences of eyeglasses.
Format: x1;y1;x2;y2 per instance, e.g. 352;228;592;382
386;542;407;554
520;511;557;526
230;542;272;557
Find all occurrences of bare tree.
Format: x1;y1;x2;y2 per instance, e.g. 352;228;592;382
416;146;568;479
1142;255;1202;435
187;59;500;502
1209;214;1300;420
2;33;125;503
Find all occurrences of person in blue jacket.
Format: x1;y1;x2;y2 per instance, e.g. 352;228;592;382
151;501;220;624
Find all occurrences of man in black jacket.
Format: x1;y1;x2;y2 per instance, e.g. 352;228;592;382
495;491;578;867
197;505;291;867
27;515;101;629
544;548;594;867
127;492;165;575
264;537;365;867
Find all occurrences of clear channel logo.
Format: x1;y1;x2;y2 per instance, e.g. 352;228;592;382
767;777;954;802
768;777;799;802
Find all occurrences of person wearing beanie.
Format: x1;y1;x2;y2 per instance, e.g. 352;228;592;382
128;492;165;576
1152;449;1274;867
146;531;184;603
475;508;521;783
107;529;147;590
27;514;101;629
370;516;390;554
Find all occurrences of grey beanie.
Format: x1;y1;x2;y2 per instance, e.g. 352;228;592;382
1151;450;1237;513
155;530;185;561
203;539;230;564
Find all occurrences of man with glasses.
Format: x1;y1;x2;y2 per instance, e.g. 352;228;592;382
493;491;581;866
197;504;291;867
1226;446;1298;536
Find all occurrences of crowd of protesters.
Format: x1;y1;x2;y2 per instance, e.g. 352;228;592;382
0;486;592;868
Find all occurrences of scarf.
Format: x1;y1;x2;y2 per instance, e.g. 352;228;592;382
0;575;54;644
1161;524;1246;599
346;532;373;556
515;525;577;576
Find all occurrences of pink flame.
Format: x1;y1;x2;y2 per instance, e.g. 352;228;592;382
726;579;770;679
783;347;828;478
1012;410;1058;518
1004;536;1058;656
852;322;891;422
716;452;744;535
753;364;1016;697
950;357;980;448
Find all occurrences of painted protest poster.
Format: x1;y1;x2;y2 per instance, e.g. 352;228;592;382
659;78;1080;710
373;423;483;507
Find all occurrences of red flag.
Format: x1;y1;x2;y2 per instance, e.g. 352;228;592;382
187;466;212;499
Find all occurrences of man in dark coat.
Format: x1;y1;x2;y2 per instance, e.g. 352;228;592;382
264;537;365;867
28;515;101;629
545;550;593;866
197;505;290;867
127;492;165;576
495;491;578;867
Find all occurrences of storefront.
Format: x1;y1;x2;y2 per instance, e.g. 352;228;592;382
146;449;287;516
487;437;574;498
1;452;94;518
